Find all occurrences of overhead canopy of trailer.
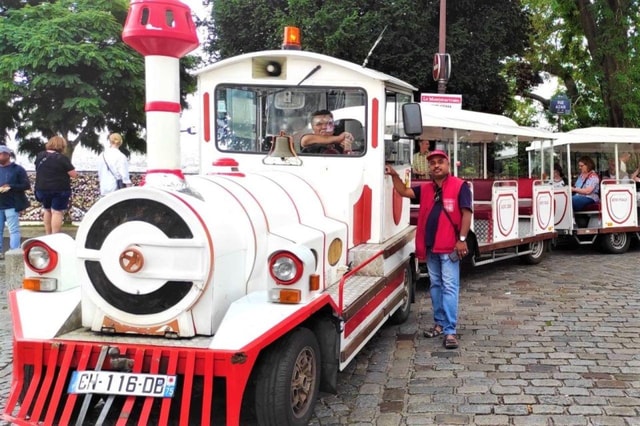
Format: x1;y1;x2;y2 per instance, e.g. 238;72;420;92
551;127;640;147
527;126;640;180
528;127;640;151
419;104;555;143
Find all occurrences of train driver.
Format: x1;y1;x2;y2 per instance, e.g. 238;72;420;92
300;110;354;154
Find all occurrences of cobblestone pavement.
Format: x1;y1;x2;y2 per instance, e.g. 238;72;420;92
310;246;640;426
0;246;639;425
0;260;11;425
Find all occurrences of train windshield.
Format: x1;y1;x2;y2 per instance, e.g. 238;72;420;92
215;85;367;156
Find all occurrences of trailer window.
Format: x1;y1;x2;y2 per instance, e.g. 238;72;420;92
214;85;367;156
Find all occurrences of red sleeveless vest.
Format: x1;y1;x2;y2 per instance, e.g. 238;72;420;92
415;175;464;259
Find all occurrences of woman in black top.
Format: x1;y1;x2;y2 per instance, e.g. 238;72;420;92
34;136;78;234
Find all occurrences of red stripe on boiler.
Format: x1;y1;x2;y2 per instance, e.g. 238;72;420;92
145;101;181;113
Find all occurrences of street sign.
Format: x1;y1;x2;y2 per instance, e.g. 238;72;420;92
432;53;451;81
420;94;462;109
550;94;571;115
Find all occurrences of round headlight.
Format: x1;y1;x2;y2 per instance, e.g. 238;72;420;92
269;251;303;285
24;241;58;273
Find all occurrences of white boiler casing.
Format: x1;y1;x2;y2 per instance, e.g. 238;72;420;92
75;171;346;337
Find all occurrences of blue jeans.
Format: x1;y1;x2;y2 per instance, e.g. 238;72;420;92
572;194;596;211
426;249;460;336
0;208;20;252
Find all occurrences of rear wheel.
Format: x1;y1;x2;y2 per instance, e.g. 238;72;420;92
598;232;630;254
254;328;320;426
520;240;548;265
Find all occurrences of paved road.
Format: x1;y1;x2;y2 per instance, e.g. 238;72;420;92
310;246;640;426
0;259;12;424
1;245;639;425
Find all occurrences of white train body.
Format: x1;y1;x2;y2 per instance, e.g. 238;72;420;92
3;4;420;424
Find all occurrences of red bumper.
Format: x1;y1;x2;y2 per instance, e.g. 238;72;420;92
2;339;256;426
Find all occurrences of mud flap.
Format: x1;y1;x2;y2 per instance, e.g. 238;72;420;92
313;316;339;394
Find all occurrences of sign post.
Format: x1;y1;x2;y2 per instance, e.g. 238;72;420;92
550;94;571;132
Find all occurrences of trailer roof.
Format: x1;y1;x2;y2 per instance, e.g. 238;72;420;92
555;127;640;144
528;127;640;151
419;104;555;143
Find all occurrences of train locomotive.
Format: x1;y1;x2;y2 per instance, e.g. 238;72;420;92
3;1;421;425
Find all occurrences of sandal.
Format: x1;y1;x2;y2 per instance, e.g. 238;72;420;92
423;325;443;338
444;334;459;349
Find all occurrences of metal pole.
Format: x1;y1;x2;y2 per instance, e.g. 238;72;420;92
437;0;447;93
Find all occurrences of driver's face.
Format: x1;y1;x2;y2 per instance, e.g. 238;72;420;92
312;115;334;135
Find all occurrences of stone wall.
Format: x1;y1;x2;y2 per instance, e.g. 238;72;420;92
21;172;144;223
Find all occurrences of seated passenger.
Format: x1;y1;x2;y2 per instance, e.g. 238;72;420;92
412;139;430;179
602;156;630;180
300;110;353;154
552;163;566;188
571;156;600;211
620;151;631;175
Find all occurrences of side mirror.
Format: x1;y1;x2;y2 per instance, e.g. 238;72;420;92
402;103;423;137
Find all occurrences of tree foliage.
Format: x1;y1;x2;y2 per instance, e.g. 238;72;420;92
206;0;533;114
518;0;640;128
0;0;199;159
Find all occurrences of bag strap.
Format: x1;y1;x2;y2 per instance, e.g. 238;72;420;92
434;184;460;237
580;171;597;188
103;154;119;179
35;152;53;170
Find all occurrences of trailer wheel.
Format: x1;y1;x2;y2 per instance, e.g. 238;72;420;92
254;327;321;426
389;262;414;325
520;240;548;265
599;232;630;254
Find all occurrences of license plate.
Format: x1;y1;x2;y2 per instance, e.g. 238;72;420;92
68;371;176;397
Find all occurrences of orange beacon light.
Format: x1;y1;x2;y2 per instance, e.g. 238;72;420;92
282;26;301;50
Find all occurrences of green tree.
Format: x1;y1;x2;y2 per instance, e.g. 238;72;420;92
517;0;640;128
0;0;199;159
207;0;533;114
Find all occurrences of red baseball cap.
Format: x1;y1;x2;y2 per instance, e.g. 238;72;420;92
426;150;449;161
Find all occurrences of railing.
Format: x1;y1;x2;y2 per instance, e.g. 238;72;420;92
337;249;384;313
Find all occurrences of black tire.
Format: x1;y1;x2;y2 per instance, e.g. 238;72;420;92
461;232;477;269
389;262;414;325
520;240;548;265
598;232;630;254
254;328;321;426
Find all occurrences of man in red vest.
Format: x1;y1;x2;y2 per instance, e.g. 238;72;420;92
386;150;472;349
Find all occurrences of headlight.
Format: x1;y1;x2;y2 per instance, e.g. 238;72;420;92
24;240;58;273
269;251;303;285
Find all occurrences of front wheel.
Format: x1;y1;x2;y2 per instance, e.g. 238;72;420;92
598;232;630;254
389;261;414;325
520;240;548;265
254;327;321;426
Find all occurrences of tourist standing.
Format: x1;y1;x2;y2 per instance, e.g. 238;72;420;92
34;136;77;234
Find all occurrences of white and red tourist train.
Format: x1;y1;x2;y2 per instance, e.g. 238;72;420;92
2;1;613;425
3;2;419;424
